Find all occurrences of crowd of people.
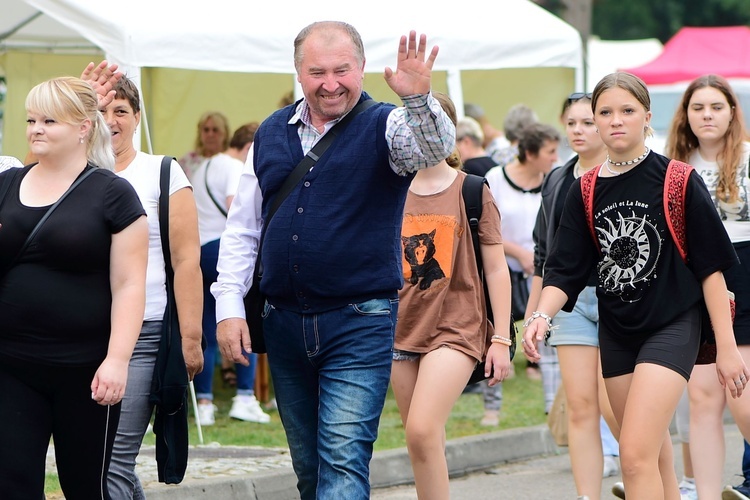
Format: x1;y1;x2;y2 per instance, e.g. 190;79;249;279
2;19;750;500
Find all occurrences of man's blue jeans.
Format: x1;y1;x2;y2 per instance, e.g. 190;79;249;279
264;298;396;500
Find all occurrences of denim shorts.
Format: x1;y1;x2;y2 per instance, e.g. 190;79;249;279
548;286;599;347
392;349;420;362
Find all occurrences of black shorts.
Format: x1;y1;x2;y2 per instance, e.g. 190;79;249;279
724;242;750;345
599;304;701;381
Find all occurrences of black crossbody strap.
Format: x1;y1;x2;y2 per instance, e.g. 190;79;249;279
159;156;175;283
10;166;96;266
254;99;376;277
265;98;377;224
203;159;228;217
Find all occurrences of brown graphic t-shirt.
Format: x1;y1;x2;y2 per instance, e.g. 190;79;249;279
397;172;503;362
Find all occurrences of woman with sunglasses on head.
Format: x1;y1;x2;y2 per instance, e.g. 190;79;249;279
665;74;750;500
524;72;748;499
527;92;620;500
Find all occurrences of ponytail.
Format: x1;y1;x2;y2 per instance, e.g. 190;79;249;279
88;112;115;171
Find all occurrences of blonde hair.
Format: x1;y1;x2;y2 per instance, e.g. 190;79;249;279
26;77;114;170
194;111;230;155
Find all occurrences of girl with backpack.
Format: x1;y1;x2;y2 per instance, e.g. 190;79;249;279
523;72;748;499
392;92;513;500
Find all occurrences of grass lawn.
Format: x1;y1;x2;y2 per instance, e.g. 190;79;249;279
45;339;547;495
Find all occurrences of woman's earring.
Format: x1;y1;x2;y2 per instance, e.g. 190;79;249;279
80;137;84;144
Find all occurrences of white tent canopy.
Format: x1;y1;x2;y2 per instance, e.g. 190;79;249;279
2;0;582;158
586;36;663;91
1;0;96;53
24;0;582;78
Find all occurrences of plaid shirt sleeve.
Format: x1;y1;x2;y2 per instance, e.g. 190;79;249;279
386;92;456;175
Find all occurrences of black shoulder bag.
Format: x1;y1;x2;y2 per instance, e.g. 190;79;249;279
149;155;189;484
244;99;376;353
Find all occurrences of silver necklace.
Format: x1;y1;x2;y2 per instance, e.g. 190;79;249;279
606;148;650;167
604;160;621;176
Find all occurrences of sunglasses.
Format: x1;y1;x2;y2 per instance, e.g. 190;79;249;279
567;92;592;103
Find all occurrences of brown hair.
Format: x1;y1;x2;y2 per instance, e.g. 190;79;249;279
433;91;462;170
229;122;259;150
113;76;140;113
517;123;560;163
665;74;748;202
591;72;653;138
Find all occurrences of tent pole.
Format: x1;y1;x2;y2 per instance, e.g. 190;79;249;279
446;69;464;120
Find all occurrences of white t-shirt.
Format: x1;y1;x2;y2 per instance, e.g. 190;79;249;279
485;165;542;272
192;152;243;245
116;152;192;321
689;141;750;243
0;156;23;173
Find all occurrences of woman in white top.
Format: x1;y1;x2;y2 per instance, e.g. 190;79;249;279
99;75;204;499
666;74;750;500
0;156;23;173
192;123;271;425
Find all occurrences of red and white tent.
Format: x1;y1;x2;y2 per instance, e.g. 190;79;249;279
623;26;750;85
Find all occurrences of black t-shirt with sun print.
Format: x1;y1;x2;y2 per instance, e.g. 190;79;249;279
543;151;738;337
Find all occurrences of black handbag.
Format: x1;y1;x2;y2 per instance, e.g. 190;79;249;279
244;99;376;353
149;155;189;484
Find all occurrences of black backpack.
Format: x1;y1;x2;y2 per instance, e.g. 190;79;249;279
462;173;517;384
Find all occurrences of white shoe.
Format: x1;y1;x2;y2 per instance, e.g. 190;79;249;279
679;479;697;500
196;403;216;426
228;395;271;423
603;455;620;478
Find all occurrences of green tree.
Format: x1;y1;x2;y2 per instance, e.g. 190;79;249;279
535;0;750;42
590;0;750;42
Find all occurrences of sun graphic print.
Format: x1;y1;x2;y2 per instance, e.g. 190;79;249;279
596;210;662;302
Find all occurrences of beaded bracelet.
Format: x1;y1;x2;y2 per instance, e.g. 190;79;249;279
490;335;513;346
522;311;554;330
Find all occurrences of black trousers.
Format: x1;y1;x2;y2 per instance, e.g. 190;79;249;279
0;356;121;499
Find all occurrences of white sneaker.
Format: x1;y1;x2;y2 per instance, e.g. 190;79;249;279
196;403;216;426
603;455;620;478
228;395;271;423
679;479;697;500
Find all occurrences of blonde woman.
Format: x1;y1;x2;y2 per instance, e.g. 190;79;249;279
0;77;147;499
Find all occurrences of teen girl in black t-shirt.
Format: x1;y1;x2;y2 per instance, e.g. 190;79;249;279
522;72;749;499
